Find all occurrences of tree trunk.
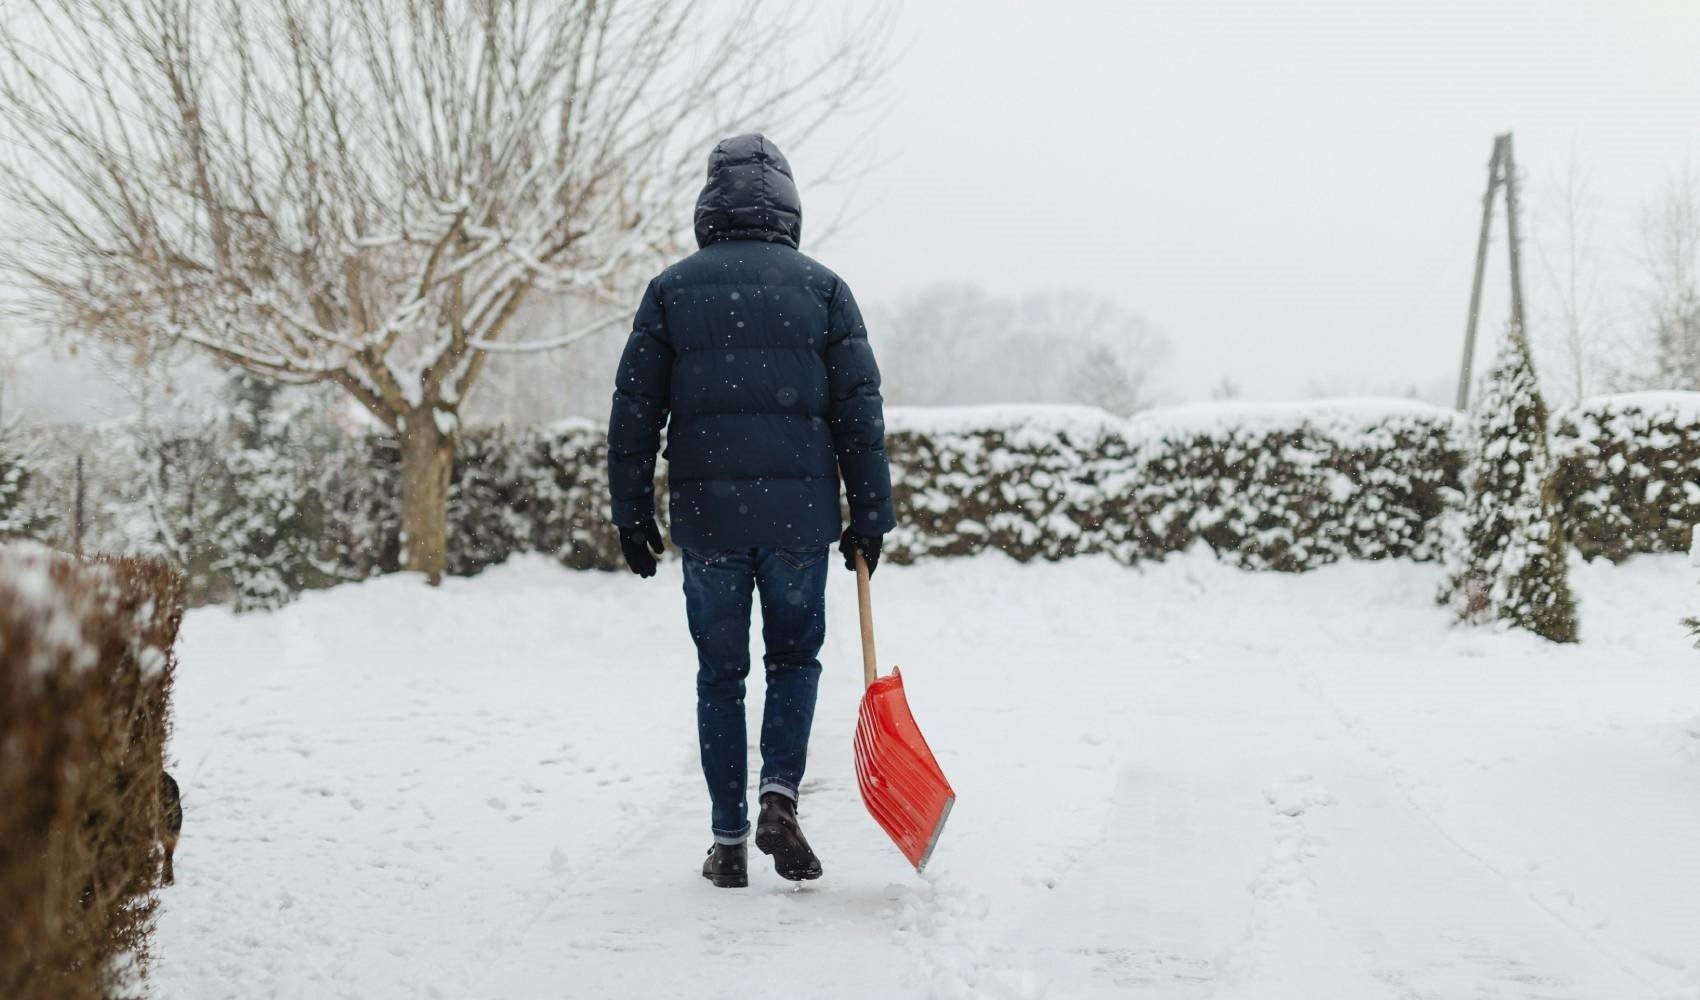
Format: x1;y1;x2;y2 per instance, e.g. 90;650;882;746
399;406;455;585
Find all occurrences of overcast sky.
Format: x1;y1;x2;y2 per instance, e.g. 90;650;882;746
803;0;1700;403
8;0;1700;421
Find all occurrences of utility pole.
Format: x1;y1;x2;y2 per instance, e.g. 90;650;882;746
1501;132;1529;348
1457;135;1507;410
72;454;85;556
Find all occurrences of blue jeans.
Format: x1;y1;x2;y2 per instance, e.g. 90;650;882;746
682;546;829;844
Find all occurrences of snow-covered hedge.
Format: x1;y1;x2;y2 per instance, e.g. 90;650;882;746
455;399;1467;577
18;392;1700;608
17;420;391;611
12;419;623;608
885;400;1466;570
9;400;1470;601
0;422;55;540
447;420;624;575
1554;392;1700;562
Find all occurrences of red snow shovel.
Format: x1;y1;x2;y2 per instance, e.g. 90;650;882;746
851;551;955;872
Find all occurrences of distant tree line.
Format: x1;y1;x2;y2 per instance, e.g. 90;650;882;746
871;284;1170;414
1528;157;1700;404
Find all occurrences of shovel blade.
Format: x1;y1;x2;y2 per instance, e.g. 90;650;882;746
854;668;955;871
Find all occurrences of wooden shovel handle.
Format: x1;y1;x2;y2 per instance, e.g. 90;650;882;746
854;550;877;689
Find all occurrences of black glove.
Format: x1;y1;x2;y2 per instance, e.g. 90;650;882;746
839;526;883;576
619;518;665;578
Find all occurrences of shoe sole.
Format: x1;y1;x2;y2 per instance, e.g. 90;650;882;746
755;825;823;881
701;869;748;888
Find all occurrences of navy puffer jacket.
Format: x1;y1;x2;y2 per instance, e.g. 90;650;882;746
607;134;896;552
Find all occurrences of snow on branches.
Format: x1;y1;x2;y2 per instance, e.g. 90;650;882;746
0;0;889;581
886;400;1466;571
1554;392;1700;561
1441;327;1580;642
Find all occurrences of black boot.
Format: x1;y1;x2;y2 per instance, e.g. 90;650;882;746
755;792;822;881
701;842;748;888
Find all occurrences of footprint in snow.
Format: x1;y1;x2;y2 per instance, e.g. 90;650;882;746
1263;773;1336;817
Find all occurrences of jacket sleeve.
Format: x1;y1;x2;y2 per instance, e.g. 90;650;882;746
607;279;673;527
825;279;897;535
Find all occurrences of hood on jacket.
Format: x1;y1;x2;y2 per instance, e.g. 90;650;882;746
693;133;802;250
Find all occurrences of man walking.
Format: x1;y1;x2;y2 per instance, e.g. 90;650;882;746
606;134;895;888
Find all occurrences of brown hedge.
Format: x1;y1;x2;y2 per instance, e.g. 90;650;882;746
0;545;183;1000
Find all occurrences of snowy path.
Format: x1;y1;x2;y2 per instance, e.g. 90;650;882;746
153;552;1700;998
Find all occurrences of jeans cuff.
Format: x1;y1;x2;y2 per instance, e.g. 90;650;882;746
713;823;750;846
758;779;798;801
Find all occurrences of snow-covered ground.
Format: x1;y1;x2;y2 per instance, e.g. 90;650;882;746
153;551;1700;999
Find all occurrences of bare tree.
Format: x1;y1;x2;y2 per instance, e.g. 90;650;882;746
877;284;1168;413
1030;291;1168;413
1637;165;1700;389
1531;150;1606;404
0;0;888;582
1066;343;1145;415
871;284;996;406
458;290;631;425
1210;376;1242;402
